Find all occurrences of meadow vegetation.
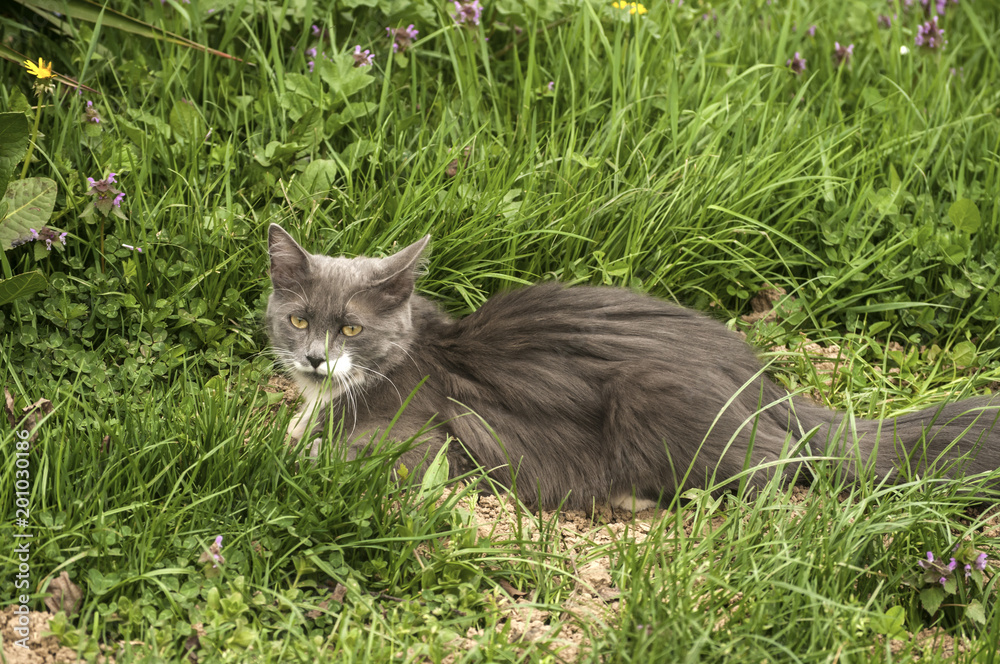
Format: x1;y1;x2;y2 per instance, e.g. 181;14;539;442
1;0;999;661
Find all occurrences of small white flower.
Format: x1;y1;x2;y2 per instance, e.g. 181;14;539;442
899;45;910;55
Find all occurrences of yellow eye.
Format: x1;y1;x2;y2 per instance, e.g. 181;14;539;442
289;315;308;329
341;324;363;337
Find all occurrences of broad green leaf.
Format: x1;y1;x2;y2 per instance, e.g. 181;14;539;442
941;242;968;266
12;0;238;61
419;442;451;498
920;586;945;616
966;600;986;624
572;153;601;169
949;198;981;234
291;159;340;208
871;606;906;639
0;113;30;195
0;271;46;305
318;55;375;102
169;102;205;144
230;626;257;648
868;187;898;215
342;139;376;169
7;88;32;117
325;101;378;134
285;73;323;101
86;567;119;596
951;340;976;367
0;177;57;250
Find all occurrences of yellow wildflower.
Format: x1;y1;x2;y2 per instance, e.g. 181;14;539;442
23;58;55;80
612;1;648;14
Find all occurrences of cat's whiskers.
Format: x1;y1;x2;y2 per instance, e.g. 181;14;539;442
356;364;403;406
346;368;374;420
386;340;421;374
269;348;300;372
336;369;366;435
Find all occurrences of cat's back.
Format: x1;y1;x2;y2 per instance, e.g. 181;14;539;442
425;283;750;366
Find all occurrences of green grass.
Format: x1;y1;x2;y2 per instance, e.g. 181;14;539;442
2;0;1000;661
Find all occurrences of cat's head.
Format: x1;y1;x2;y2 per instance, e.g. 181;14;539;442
265;224;429;389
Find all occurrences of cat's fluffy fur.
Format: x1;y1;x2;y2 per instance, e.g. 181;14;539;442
266;225;1000;510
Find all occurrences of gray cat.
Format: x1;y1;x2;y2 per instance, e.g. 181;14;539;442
266;224;1000;510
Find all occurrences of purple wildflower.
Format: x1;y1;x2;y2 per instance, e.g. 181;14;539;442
878;14;892;29
212;535;224;567
306;47;317;57
308;60;315;73
807;25;816;37
352;45;373;67
197;535;225;568
915;16;946;50
85;173;126;217
83;100;101;124
121;244;142;253
939;576;947;586
22;227;66;250
975;553;988;571
786;52;806;75
547;81;555;92
935;0;958;15
452;0;483;26
311;24;320;36
833;42;854;66
387;24;419;53
947;557;957;572
965;563;972;579
918;551;935;569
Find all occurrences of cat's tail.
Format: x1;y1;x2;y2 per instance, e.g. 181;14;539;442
795;396;1000;489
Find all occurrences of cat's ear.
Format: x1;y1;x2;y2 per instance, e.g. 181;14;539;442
374;235;430;306
268;224;310;290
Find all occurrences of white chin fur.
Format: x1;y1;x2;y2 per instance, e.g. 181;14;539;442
295;353;353;377
286;354;353;441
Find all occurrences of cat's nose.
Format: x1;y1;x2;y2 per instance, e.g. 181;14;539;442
306;355;324;369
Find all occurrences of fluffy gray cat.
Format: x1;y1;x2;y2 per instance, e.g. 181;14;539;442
266;224;1000;510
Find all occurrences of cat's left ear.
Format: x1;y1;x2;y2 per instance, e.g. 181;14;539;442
375;235;430;306
268;224;311;290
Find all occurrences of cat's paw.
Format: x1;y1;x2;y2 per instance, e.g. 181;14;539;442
288;436;321;472
609;493;658;511
307;437;321;459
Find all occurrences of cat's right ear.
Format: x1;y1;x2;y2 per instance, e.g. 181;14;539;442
268;224;310;289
